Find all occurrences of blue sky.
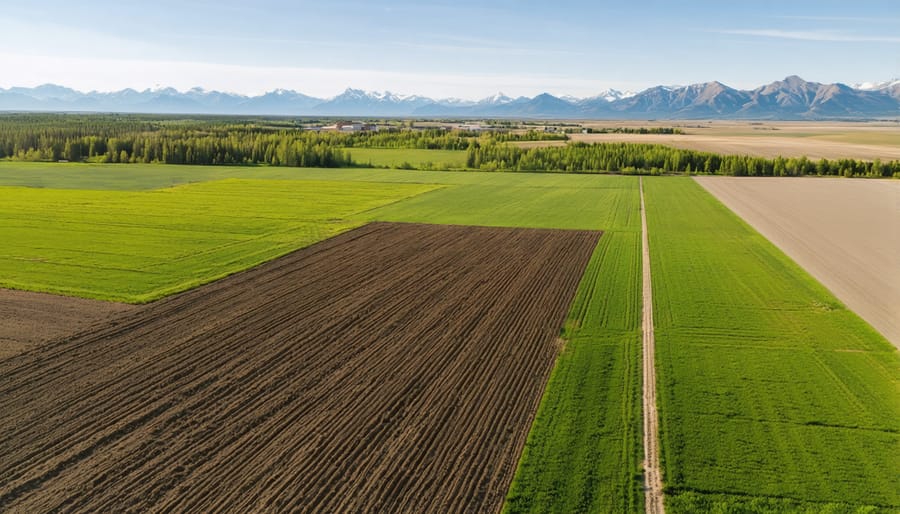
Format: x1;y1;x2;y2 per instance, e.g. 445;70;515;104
1;0;898;98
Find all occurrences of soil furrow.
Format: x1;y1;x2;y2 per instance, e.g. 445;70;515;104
0;222;599;513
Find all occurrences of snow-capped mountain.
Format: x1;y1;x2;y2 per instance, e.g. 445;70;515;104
1;78;898;118
853;79;900;100
311;88;435;116
853;79;900;91
581;89;637;103
478;92;516;105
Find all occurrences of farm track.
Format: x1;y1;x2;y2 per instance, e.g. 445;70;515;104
640;178;664;514
0;222;599;513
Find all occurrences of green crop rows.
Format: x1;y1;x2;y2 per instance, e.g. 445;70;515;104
644;177;899;513
504;230;644;513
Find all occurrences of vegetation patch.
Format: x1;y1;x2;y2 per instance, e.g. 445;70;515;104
365;175;639;231
643;177;899;512
0;179;438;302
343;147;467;169
504;231;644;513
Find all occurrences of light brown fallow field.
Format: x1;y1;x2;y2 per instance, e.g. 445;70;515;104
568;132;900;161
517;121;900;161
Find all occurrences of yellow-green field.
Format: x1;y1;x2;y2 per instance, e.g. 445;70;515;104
0;179;439;302
345;147;468;169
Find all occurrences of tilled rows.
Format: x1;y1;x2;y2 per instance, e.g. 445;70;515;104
0;222;600;513
0;289;133;359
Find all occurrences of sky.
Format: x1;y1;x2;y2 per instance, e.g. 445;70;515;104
0;0;898;99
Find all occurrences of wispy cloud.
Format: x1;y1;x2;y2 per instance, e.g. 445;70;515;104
773;15;900;24
388;40;586;58
717;29;900;43
0;52;637;99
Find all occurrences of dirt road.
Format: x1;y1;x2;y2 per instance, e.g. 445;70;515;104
640;178;665;513
0;222;599;513
696;176;900;348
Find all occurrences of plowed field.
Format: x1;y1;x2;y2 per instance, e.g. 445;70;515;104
0;222;600;513
0;289;133;359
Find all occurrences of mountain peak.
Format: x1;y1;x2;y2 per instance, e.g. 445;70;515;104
1;78;897;118
478;92;514;105
853;79;900;91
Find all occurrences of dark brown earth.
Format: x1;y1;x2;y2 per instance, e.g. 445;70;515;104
0;222;600;513
0;289;133;359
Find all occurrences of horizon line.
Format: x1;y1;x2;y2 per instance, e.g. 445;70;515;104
2;75;898;103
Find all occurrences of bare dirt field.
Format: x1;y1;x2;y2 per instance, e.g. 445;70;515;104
512;121;900;161
696;176;900;347
0;222;600;513
0;289;133;359
568;132;900;161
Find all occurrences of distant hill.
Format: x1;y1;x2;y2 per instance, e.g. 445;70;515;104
1;77;898;119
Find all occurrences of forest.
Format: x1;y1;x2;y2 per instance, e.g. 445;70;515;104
0;114;896;177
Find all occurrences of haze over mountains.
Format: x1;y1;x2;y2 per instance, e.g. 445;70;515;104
1;77;897;119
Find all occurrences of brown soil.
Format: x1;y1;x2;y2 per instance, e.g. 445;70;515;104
695;176;900;348
0;221;600;513
564;132;900;161
0;289;133;359
532;122;900;161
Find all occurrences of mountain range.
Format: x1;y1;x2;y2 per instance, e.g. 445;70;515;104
1;77;898;119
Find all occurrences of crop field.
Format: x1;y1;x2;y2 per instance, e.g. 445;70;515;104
696;176;900;347
0;162;647;512
643;178;899;512
504;231;644;513
345;147;468;168
0;222;599;513
366;176;639;231
2;158;897;513
0;178;439;302
0;160;643;190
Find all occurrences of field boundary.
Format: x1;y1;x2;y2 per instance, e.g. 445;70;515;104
641;177;665;514
694;176;900;348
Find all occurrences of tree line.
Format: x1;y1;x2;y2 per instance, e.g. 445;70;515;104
465;142;900;177
1;114;896;177
0;115;477;163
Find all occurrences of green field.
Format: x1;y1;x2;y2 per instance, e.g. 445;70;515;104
644;178;899;513
366;176;639;231
345;147;468;169
504;230;644;513
0;179;439;302
0;161;635;190
2;161;897;513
